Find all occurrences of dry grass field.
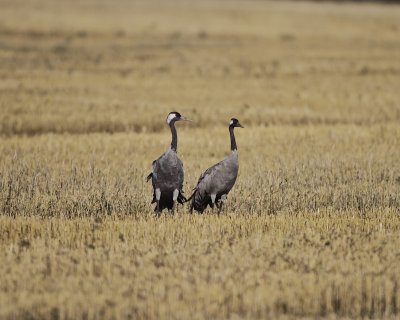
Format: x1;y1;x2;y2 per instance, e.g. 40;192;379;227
1;0;400;319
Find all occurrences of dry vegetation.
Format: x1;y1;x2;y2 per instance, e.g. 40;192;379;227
1;0;400;319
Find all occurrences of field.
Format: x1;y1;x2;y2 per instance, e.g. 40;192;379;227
1;0;400;318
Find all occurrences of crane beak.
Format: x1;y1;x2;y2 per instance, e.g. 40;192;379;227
180;116;193;122
237;123;244;128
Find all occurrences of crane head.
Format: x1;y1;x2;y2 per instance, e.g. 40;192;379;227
166;112;193;124
229;118;244;128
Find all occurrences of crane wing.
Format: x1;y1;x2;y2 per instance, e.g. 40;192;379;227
194;160;224;190
146;159;159;182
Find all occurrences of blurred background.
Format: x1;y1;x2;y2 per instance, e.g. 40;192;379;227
1;1;400;318
1;0;399;135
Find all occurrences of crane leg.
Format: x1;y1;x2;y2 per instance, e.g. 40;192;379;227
155;188;161;215
217;201;223;214
217;194;227;214
172;189;179;214
210;194;216;213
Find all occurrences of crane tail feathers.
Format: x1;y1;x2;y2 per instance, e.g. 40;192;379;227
151;189;186;212
188;189;209;213
177;191;187;204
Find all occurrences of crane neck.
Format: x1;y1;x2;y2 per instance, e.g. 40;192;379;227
229;126;237;152
169;121;178;152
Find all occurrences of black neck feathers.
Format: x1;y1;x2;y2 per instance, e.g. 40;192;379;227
170;121;178;151
229;125;237;151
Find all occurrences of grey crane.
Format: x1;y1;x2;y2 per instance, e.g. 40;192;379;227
188;118;244;213
146;111;192;213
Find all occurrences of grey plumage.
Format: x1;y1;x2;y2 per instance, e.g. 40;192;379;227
147;112;191;213
189;118;244;213
148;149;186;211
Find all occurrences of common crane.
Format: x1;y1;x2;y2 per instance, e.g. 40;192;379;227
147;112;192;213
189;118;244;213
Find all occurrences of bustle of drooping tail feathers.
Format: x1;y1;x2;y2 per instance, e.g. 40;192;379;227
146;172;152;182
188;189;215;213
152;190;186;212
186;161;222;213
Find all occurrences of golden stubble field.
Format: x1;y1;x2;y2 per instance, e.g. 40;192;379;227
1;0;400;319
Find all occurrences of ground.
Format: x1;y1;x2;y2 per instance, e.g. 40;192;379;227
0;0;400;318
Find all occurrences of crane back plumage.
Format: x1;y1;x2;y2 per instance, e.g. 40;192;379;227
147;149;186;211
